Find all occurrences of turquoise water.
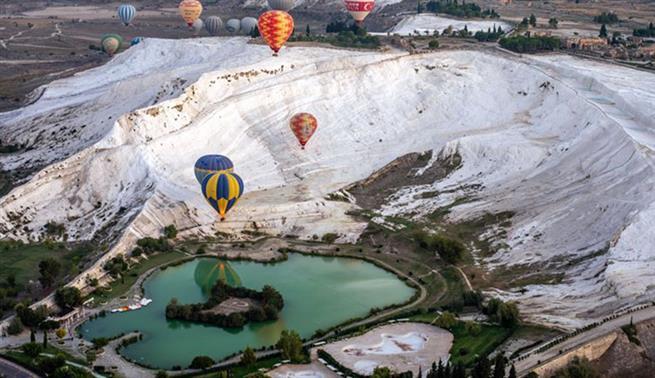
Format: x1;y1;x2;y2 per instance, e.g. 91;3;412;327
79;254;415;369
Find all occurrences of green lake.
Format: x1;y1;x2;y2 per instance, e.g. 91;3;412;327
79;254;416;369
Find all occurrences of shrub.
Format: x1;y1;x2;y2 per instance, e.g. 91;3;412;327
189;355;214;370
163;225;178;239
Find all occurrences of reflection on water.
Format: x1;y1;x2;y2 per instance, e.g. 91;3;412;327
80;254;414;369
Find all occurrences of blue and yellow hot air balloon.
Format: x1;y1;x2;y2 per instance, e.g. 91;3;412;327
201;172;244;221
118;4;137;26
194;155;234;184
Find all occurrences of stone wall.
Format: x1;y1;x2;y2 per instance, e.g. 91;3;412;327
531;331;618;377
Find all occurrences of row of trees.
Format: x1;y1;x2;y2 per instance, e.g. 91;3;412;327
499;35;561;53
633;22;655;37
594;12;619;24
424;1;499;19
474;25;505;42
165;281;284;328
413;230;466;264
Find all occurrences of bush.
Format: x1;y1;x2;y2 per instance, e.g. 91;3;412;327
593;12;619;24
321;233;338;244
136;237;171;254
189;355;215;370
54;287;82;311
22;342;43;359
163;225;178;239
428;39;440;49
7;316;23;335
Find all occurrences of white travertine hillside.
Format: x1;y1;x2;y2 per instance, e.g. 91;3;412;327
1;37;654;328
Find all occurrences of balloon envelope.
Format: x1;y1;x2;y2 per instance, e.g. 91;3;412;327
290;113;318;149
201;172;244;221
241;17;258;35
268;0;296;12
194;155;234;184
194;260;242;293
101;34;123;56
205;16;223;35
258;11;294;54
226;18;241;33
118;4;137;26
192;18;204;33
179;0;203;26
343;0;375;24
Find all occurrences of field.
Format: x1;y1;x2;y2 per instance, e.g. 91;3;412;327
449;322;513;366
0;240;91;288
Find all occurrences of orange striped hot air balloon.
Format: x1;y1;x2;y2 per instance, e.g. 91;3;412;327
179;0;203;27
290;113;318;149
258;10;294;55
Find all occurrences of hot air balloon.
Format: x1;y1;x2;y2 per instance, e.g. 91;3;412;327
201;172;244;221
118;4;137;26
179;0;203;27
268;0;296;12
130;36;143;46
204;16;223;36
194;260;242;293
192;18;204;34
343;0;375;25
290;113;318;149
226;18;241;33
101;34;123;56
241;17;258;35
258;10;294;55
194;155;234;184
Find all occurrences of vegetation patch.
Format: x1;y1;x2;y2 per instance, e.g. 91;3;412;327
499;35;561;53
449;321;513;366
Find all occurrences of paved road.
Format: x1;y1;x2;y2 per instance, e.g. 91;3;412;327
514;305;655;375
0;356;38;378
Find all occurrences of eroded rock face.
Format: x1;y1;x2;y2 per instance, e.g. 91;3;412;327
2;38;655;328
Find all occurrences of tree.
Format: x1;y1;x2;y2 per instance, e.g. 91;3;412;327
38;354;66;376
250;26;260;38
16;304;48;342
492;353;506;378
156;371;169;378
529;14;537;27
189;355;215;370
429;39;440;50
452;363;466;378
54;287;82;311
549;17;558;29
417;0;424;13
599;23;608;38
509;365;517;378
85;350;97;365
434;311;457;329
7;316;24;335
163;225;178;239
473;355;491;378
551;356;599;378
22;342;43;359
465;320;482;336
241;347;257;366
6;274;16;288
372;367;392;378
276;329;304;363
92;337;109;350
40;319;59;348
306;24;311;36
497;301;521;328
39;258;61;288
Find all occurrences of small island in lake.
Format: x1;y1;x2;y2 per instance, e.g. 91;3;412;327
165;280;284;328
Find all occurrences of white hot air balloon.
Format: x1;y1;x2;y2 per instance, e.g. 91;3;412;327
226;18;241;33
240;17;258;35
268;0;296;12
205;16;223;36
192;18;204;34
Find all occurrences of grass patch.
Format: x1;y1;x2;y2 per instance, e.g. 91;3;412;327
0;241;92;288
89;250;185;303
449;322;513;366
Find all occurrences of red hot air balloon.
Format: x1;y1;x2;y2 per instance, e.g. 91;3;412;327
343;0;375;25
290;113;318;149
258;10;294;55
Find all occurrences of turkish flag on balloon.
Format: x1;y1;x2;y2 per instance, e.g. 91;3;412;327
343;0;375;23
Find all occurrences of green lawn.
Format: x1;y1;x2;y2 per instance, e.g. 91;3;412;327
2;344;90;376
449;322;513;366
89;250;186;303
0;241;91;288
